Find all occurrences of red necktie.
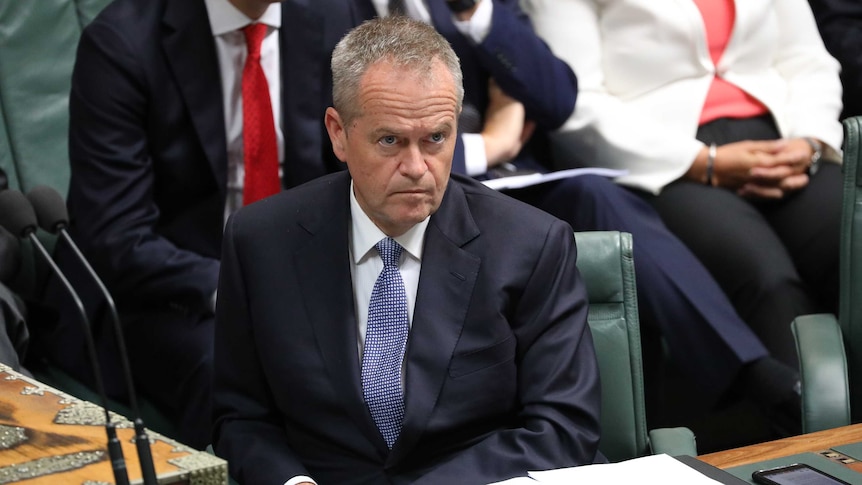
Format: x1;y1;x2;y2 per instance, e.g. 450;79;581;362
241;23;280;205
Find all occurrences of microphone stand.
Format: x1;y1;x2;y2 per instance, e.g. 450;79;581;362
26;231;131;485
57;228;158;485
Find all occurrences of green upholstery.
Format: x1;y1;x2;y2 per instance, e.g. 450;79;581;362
788;115;862;432
792;315;850;433
841;116;862;422
574;231;696;462
0;0;110;194
791;115;862;431
0;0;112;298
0;0;181;443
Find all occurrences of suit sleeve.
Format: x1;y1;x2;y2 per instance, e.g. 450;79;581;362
212;215;307;484
67;19;219;310
472;0;578;131
410;219;602;484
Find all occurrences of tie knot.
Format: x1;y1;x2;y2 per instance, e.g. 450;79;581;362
242;23;267;58
376;238;403;269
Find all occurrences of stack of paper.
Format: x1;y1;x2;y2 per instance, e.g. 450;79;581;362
489;454;724;484
481;167;627;191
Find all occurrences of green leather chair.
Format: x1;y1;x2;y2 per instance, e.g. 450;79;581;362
574;231;696;461
0;0;181;442
790;116;862;432
838;116;862;424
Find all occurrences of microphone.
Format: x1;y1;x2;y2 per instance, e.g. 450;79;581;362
26;185;157;485
0;189;131;485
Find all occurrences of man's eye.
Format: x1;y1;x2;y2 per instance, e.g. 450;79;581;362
380;135;398;146
429;133;444;143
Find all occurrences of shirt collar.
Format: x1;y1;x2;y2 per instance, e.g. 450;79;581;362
350;181;428;264
204;0;282;36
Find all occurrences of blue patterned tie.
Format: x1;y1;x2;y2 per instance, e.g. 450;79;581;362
361;237;409;449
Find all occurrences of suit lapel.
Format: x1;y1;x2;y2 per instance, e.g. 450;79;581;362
389;180;481;463
161;0;228;196
292;173;385;450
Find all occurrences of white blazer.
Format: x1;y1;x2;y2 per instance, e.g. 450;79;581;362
522;0;843;194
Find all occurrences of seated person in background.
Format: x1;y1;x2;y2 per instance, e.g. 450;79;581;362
524;0;842;396
808;0;862;118
374;0;803;433
0;173;30;377
41;0;359;448
212;16;602;484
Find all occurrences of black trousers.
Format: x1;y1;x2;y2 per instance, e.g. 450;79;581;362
646;116;841;367
510;174;767;401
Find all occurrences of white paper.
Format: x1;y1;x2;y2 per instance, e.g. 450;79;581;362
481;167;627;191
485;478;538;484
520;454;723;485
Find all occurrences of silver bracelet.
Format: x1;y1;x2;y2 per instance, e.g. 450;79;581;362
705;143;716;186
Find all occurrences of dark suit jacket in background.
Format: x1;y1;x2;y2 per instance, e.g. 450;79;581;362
213;172;601;484
808;0;862;118
41;0;363;447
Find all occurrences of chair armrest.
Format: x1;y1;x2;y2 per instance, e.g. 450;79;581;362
648;427;697;457
792;314;850;433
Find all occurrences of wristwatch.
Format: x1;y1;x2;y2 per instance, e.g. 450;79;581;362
804;137;822;176
446;0;478;13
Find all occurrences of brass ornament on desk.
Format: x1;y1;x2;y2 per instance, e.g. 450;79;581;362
0;450;105;483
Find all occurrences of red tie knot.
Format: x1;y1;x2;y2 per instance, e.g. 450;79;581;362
242;23;267;59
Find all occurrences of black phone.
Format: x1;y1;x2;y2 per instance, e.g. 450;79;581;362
751;463;851;485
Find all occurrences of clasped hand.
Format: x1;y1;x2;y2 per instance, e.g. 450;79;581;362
710;138;815;199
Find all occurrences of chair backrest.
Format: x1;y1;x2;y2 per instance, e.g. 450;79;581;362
0;0;111;297
574;231;649;462
840;116;862;422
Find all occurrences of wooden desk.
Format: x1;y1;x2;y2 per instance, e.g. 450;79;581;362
699;423;862;474
0;364;227;484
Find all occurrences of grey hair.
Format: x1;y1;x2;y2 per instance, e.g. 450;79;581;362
331;16;464;126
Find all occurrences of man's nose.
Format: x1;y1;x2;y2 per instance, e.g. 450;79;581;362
399;144;427;179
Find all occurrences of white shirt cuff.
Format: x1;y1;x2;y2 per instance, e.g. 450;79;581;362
284;476;316;485
462;133;489;176
451;0;493;43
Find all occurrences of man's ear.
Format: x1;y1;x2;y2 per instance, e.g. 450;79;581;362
324;107;348;163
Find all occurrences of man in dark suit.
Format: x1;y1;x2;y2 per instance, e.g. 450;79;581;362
808;0;862;118
212;16;602;484
42;0;362;448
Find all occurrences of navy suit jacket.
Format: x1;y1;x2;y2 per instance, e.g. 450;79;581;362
58;0;361;317
44;0;363;402
213;171;601;484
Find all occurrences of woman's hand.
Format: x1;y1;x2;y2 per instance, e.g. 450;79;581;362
697;138;815;198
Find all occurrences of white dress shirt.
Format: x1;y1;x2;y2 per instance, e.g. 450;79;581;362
204;0;284;221
349;182;427;359
281;186;428;485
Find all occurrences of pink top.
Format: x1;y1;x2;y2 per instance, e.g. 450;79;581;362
694;0;768;125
